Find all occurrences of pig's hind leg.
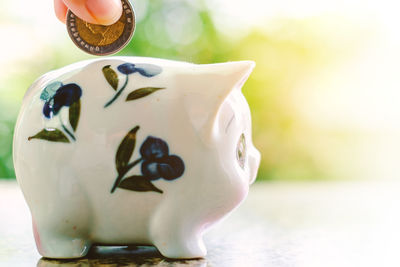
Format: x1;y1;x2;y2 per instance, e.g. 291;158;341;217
149;200;207;259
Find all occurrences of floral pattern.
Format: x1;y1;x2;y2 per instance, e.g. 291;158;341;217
117;63;162;77
103;63;164;108
28;62;183;195
140;137;185;181
111;126;185;194
41;83;82;119
28;82;82;143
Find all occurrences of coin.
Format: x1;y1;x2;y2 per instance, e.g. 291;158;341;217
66;0;135;56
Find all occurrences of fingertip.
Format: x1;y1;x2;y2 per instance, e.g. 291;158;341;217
86;0;123;25
54;0;68;23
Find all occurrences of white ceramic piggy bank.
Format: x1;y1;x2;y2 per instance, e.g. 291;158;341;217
13;57;261;259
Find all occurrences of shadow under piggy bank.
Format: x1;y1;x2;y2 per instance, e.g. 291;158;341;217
37;245;207;267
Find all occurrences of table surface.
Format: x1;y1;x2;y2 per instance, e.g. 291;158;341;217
1;180;399;267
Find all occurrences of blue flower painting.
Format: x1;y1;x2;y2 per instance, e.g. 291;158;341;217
117;63;162;77
41;83;82;118
28;82;82;143
140;137;185;181
111;126;185;194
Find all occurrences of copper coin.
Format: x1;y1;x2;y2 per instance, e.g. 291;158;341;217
66;0;135;56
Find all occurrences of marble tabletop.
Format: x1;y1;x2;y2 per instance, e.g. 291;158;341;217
1;180;399;267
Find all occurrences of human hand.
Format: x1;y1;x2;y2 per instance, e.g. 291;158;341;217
54;0;123;26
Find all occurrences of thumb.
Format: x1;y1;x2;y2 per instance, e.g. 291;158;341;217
59;0;123;25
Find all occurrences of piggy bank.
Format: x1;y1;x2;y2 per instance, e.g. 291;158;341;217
13;57;261;259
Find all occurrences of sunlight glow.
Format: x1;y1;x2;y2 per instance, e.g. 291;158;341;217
1;0;399;181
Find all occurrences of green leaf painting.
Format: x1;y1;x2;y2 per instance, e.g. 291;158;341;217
104;63;163;108
102;65;119;91
118;175;163;194
69;99;81;132
126;87;165;101
28;128;70;143
115;126;140;175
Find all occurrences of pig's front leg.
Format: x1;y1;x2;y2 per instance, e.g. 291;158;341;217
30;176;92;259
33;218;92;259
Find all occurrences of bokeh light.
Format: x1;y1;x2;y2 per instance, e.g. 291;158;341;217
0;0;399;181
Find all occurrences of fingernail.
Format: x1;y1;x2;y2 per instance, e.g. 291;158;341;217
86;0;123;25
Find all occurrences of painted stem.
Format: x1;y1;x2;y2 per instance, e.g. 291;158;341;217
62;124;76;141
111;158;143;193
59;114;75;141
104;74;129;108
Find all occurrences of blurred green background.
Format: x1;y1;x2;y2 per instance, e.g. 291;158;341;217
1;0;399;181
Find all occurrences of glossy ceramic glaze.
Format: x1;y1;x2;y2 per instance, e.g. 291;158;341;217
13;57;261;259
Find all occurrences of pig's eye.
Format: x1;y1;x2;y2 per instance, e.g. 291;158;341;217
236;133;246;169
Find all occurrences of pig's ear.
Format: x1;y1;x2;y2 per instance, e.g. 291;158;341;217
181;61;255;144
